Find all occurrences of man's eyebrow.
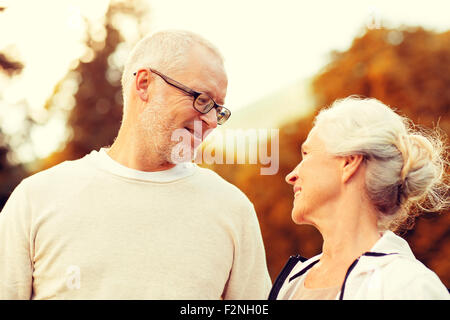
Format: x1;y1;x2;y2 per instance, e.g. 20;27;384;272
196;87;224;105
208;92;225;105
203;89;214;97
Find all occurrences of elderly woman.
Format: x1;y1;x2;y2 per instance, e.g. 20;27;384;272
269;96;449;300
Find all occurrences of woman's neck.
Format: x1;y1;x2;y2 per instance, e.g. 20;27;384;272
303;198;381;289
319;197;381;266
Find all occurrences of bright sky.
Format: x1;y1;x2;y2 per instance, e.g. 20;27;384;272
1;0;450;161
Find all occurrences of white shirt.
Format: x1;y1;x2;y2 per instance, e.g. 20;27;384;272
275;231;449;300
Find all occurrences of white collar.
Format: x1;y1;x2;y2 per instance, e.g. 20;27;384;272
288;230;415;283
369;230;415;258
85;148;197;182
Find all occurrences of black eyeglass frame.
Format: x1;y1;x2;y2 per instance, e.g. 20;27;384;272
133;68;231;124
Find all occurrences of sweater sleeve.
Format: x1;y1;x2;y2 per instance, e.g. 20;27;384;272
0;181;33;299
222;201;272;300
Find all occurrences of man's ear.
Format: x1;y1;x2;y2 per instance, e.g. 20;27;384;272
342;154;364;184
134;69;151;102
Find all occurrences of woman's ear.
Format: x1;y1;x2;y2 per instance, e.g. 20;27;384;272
342;154;364;184
134;69;151;102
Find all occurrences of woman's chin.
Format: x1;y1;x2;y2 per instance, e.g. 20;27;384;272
292;204;319;226
291;209;307;225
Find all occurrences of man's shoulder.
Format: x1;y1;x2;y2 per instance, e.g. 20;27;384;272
5;156;96;211
195;166;247;191
22;156;94;189
194;166;254;206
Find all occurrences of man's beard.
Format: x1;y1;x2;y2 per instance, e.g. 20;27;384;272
138;100;196;165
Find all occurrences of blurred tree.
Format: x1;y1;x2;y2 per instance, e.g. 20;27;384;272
41;0;149;169
313;27;450;132
0;53;23;76
0;51;27;209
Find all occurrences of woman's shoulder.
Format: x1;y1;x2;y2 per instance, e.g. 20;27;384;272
368;232;449;298
382;252;439;279
382;256;449;298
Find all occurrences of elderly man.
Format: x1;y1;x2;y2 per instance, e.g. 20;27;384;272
0;30;272;299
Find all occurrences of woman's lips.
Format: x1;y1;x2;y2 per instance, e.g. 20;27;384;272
294;186;302;198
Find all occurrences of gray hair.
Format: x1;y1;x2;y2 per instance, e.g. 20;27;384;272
121;29;224;110
314;96;449;232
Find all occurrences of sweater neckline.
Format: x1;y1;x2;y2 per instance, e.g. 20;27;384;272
85;148;197;182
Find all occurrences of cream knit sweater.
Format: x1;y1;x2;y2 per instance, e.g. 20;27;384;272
0;149;272;299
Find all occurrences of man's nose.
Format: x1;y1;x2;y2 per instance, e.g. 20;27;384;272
199;108;218;129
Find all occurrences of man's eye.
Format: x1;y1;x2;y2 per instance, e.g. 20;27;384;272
196;94;211;106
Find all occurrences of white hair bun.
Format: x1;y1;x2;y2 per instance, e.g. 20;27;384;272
314;96;449;232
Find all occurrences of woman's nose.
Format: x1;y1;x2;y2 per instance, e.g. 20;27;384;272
285;168;298;185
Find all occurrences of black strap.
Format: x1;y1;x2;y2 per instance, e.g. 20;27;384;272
363;252;397;257
289;259;320;282
268;255;305;300
339;258;359;300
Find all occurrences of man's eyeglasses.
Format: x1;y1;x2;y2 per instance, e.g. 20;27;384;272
133;68;231;125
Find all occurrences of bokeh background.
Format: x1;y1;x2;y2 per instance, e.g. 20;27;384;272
1;0;449;288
